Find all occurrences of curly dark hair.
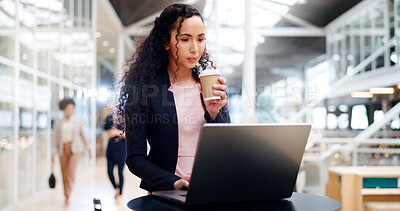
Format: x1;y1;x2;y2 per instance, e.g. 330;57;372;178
59;98;75;110
115;3;215;130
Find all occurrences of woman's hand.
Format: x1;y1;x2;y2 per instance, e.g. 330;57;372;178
120;130;126;139
174;173;191;190
110;129;121;137
112;129;125;138
106;129;125;141
203;77;228;120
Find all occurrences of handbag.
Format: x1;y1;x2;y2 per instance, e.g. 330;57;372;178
48;173;56;188
49;160;56;189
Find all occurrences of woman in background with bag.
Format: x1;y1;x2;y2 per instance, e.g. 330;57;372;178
104;108;126;204
51;98;93;205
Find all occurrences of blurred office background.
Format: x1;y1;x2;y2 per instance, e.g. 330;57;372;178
1;0;400;210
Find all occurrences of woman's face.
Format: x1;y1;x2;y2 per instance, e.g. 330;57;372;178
166;15;206;71
63;104;74;118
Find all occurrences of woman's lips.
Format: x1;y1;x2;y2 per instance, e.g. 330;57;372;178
188;57;197;62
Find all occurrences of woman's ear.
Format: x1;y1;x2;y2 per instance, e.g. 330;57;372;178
165;45;170;50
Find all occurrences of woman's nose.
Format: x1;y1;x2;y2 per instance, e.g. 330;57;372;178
190;42;198;53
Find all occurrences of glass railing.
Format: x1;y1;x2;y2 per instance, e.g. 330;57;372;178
325;0;400;84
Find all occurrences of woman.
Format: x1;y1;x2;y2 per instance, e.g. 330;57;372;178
256;92;280;123
116;3;230;193
104;111;126;203
52;98;92;204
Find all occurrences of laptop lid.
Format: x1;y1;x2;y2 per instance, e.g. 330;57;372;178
184;123;311;205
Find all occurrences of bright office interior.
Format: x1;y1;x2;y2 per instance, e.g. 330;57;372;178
1;0;400;210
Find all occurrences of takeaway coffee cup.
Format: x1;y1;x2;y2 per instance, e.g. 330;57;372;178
199;68;222;101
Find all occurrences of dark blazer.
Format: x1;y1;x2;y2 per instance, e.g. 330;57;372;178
125;69;231;192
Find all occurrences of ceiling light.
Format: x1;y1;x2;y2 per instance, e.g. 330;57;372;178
21;53;28;60
397;84;400;89
332;54;340;61
390;52;398;63
109;48;115;54
73;76;80;84
369;87;394;94
350;92;373;98
346;54;353;61
95;32;101;38
102;40;109;47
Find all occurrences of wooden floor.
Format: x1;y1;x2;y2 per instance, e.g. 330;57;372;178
11;157;147;211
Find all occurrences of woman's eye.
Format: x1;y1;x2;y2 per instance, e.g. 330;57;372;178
198;38;204;42
181;38;189;42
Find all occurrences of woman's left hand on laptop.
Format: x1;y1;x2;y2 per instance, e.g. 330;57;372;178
174;172;191;190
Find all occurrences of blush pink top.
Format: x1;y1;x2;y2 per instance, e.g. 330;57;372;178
168;83;206;178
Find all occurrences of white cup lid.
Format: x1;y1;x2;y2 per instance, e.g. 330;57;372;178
199;69;221;77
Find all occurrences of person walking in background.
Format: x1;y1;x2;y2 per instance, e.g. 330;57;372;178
255;91;280;123
115;3;230;193
52;98;92;205
104;109;126;204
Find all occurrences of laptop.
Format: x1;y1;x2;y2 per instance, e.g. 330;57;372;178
152;123;312;206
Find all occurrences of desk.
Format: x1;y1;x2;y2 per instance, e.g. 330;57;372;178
127;192;341;211
328;166;400;211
